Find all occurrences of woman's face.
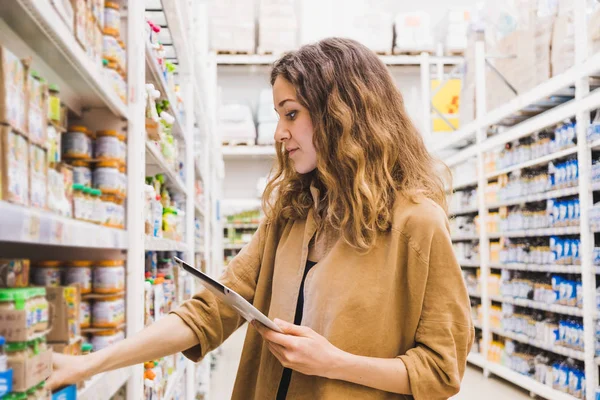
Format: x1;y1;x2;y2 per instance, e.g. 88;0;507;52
272;76;318;174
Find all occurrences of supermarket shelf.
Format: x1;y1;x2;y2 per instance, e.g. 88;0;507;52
451;233;479;241
468;291;481;298
458;259;480;268
451;179;479;191
0;201;128;248
78;367;132;400
488;263;581;273
145;236;189;252
486;362;578;400
490;328;585;361
216;53;463;66
223;242;249;250
487;226;580;239
473;320;482;329
485;147;578;180
145;42;186;142
449;206;479;216
163;363;187;400
195;203;205;218
221;146;276;158
488;186;579;209
226;223;260;230
490;296;584;317
0;1;128;118
466;352;485;368
145;142;188;196
589;138;600;150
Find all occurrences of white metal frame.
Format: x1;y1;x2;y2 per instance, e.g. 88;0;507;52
443;1;600;398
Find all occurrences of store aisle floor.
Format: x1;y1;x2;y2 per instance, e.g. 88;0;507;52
209;324;531;400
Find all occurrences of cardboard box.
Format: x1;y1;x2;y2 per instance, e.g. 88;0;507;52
30;143;48;209
0;259;30;288
71;0;88;50
1;126;29;205
8;348;52;392
46;286;81;343
0;46;26;134
24;65;48;146
50;336;83;355
0;292;35;342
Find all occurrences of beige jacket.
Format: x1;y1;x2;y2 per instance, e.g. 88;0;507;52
172;193;474;400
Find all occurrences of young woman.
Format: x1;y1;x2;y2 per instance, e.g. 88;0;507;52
48;38;473;400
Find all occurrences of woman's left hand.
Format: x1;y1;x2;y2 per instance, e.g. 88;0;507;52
252;319;346;379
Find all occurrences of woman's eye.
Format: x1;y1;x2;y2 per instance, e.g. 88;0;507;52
286;111;297;120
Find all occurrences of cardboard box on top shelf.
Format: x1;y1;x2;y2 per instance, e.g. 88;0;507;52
393;11;435;54
1;126;29;206
22;60;49;147
0;46;27;135
209;0;256;54
9;348;52;392
46;286;81;344
348;12;394;55
70;0;88;50
0;259;30;288
551;13;575;77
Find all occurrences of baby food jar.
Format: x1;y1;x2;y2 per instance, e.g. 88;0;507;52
63;261;92;294
6;341;28;368
101;193;116;226
91;329;124;352
80;300;91;329
70;160;92;187
63;126;93;159
115;196;125;228
117;40;126;71
95;130;121;161
118;163;126;196
31;261;62;287
117;133;126;161
93;260;125;294
93;160;120;194
104;2;121;36
102;31;119;62
0;289;36;336
92;294;125;328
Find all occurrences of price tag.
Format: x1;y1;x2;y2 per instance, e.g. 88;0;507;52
50;220;65;245
22;212;41;242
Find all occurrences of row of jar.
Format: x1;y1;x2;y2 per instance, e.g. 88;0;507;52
63;127;127;164
72;185;125;228
81;294;125;330
30;260;125;295
69;159;126;198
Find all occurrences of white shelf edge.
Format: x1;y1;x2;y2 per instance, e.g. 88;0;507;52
487;226;580;239
451;234;479;241
223;242;249;250
488;186;580;209
78;367;132;400
466;352;485;368
449;206;479;216
450;179;479;191
589;138;600;150
216;54;463;66
486;362;579;400
488;263;581;273
0;201;128;248
226;223;261;230
145;236;189;252
486;147;578;180
458;260;480;268
489;296;584;317
221;146;276;158
145;141;188;196
490;328;585;361
468;291;481;298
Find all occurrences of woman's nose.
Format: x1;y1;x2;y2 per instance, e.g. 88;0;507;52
274;122;290;143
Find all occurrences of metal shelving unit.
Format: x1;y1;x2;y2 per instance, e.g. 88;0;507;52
440;2;600;397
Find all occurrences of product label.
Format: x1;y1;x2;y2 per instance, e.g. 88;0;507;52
93;266;125;290
32;267;61;287
93;167;119;191
95;136;120;159
92;298;124;325
64;267;92;290
62;132;91;158
72;166;92;186
80;301;91;325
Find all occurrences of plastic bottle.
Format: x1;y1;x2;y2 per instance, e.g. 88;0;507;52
48;84;61;122
0;336;6;372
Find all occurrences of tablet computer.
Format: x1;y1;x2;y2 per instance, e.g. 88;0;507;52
173;256;283;333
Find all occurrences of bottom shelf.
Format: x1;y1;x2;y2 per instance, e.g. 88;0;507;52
78;366;132;400
466;352;485;368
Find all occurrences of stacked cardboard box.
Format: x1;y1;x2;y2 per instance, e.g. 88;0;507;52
220;104;256;145
257;89;277;145
258;0;298;55
345;0;393;55
393;11;435;54
209;0;256;54
437;9;471;55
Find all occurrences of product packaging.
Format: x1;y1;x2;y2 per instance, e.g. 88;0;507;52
0;259;30;288
45;286;81;343
29;143;48;209
71;0;88;50
0;46;26;135
50;336;82;356
0;287;47;341
8;347;52;392
24;66;48;146
1;126;29;205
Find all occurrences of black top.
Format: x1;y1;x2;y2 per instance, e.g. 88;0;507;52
276;260;318;400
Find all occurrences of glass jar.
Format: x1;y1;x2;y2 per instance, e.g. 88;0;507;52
118;163;126;196
83;187;94;221
101;193;116;227
0;289;36;336
93;260;125;294
95;130;121;161
31;287;48;332
104;60;121;99
70;160;92;187
91;329;124;352
102;31;119;62
93;160;120;194
72;184;85;220
117;133;126;162
115;196;125;229
62;126;93;159
63;261;92;294
92;294;125;328
31;261;62;287
80;300;91;329
104;2;120;36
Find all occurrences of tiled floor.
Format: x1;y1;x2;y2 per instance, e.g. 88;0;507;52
209;325;531;400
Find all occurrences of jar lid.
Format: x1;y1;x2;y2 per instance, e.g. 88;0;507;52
97;130;119;137
101;194;116;201
65;261;92;267
93;328;122;336
32;287;46;297
117;133;126;141
0;288;31;305
105;1;120;9
119;165;126;172
6;341;28;352
82;343;93;352
103;29;118;37
83;187;93;194
68;125;88;134
98;260;123;267
35;261;62;267
96;294;124;301
30;70;41;79
72;183;84;191
48;83;60;92
92;189;102;196
70;160;91;167
118;40;126;49
97;160;120;168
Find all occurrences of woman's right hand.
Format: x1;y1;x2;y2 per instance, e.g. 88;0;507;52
46;353;93;392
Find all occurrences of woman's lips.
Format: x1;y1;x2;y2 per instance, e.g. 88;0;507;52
287;148;298;156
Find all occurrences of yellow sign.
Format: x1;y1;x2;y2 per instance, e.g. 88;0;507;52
431;78;461;132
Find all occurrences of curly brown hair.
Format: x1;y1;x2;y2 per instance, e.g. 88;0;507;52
263;37;450;251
